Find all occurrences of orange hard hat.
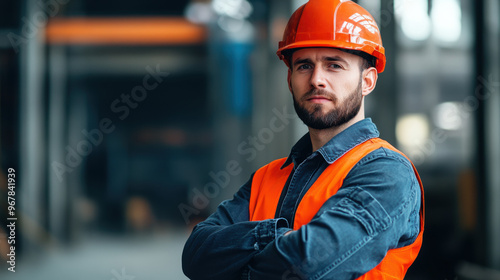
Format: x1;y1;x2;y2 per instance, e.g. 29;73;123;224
277;0;386;73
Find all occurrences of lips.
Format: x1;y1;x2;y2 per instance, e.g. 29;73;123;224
308;95;330;100
307;95;332;103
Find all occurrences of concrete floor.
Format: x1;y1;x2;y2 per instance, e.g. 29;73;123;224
0;230;190;280
4;228;500;279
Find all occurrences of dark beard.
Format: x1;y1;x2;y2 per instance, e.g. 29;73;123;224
293;78;363;130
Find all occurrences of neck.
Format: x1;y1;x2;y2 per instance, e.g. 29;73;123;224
308;112;365;152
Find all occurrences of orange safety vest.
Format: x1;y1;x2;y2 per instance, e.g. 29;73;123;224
249;138;424;279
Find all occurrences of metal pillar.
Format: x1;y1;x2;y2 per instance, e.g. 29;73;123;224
373;0;397;145
47;45;67;242
484;0;500;270
19;0;47;248
207;18;255;209
474;0;500;269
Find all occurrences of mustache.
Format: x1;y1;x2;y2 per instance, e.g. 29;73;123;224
301;89;337;101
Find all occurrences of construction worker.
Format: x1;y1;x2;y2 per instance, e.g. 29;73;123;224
182;0;424;279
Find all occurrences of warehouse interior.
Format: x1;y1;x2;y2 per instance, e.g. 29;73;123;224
0;0;499;279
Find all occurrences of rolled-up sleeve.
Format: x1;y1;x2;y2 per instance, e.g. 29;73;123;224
182;174;290;280
247;149;421;279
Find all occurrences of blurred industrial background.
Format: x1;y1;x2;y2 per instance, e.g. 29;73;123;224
0;0;499;279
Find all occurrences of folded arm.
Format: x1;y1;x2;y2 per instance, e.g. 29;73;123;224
182;174;290;280
248;150;422;279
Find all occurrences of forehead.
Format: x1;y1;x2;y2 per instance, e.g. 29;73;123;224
292;47;361;64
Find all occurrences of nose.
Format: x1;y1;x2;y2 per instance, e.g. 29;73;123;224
310;67;326;89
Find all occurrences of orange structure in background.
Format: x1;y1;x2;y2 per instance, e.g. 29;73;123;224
46;17;207;45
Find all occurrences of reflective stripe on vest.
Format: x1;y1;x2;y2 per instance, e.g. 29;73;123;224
249;138;425;279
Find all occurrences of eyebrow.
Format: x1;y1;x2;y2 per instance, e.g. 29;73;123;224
292;55;348;68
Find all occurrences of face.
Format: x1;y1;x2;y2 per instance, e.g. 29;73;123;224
288;48;376;130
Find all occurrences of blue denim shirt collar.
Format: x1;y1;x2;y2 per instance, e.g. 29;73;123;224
281;118;380;168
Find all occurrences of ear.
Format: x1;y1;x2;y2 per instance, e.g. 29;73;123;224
361;67;378;97
287;68;293;94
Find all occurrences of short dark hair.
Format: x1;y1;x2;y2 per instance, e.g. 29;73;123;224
284;48;376;71
340;49;376;70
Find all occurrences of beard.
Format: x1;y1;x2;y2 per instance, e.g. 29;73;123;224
292;77;363;130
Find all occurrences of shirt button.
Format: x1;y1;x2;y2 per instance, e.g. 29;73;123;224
254;242;259;251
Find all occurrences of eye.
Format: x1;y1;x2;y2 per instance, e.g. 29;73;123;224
329;63;343;69
297;64;312;71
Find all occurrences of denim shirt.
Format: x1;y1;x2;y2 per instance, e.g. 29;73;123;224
182;119;422;280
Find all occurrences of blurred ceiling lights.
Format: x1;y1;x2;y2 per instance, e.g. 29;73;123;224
433;102;463;130
395;0;432;41
212;0;253;20
431;0;462;44
185;2;214;24
395;0;462;43
185;0;254;38
396;113;430;148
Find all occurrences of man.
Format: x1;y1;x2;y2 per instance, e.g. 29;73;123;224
182;0;424;279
